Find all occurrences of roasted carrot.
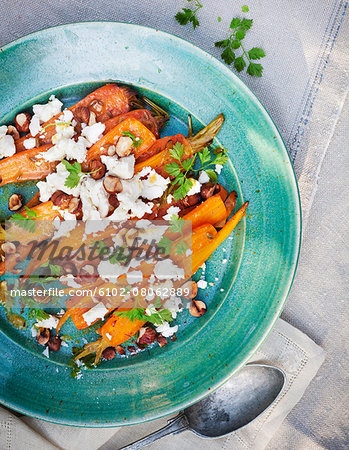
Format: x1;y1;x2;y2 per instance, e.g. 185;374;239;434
135;114;225;176
0;145;56;186
182;195;227;229
103;109;162;138
191;202;248;274
86;118;156;163
215;191;238;228
136;134;190;164
15;84;135;152
74;315;145;364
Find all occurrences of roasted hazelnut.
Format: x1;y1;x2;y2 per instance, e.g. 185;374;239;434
78;263;98;283
89;99;104;114
127;345;137;354
62;262;77;275
8;193;23;211
89;159;106;180
108;194;120;210
181;280;198;300
51;190;72;208
107;145;116;156
103;176;123;194
48;335;61;352
36;327;50;345
1;242;16;254
102;346;116;360
14;112;31;133
116;345;126;355
68;197;82;214
189;300;207;317
7;125;20;141
88;111;97;126
115;136;133;157
200;182;220;200
156;334;168;348
138;327;156;345
73;106;90;124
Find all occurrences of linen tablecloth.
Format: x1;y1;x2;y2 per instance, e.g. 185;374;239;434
0;0;348;448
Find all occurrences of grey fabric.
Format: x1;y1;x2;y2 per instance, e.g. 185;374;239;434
0;0;348;448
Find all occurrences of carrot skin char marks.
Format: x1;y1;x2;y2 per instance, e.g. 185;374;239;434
86;117;156;163
103;109;161;138
0;145;56;186
15;84;135;152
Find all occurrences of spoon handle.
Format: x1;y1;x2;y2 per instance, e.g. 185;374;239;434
120;413;189;450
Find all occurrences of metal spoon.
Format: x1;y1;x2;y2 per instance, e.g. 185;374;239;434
121;363;286;449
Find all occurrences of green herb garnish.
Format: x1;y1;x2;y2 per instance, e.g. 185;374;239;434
62;160;101;189
115;307;173;326
28;308;50;321
215;15;265;76
241;5;249;13
122;131;144;149
10;206;37;233
175;0;203;29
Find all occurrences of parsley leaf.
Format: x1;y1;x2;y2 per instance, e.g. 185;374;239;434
175;1;203;29
28;308;50;321
122;131;144;148
10;206;37;233
174;240;188;255
242;5;249;13
158;236;172;255
169;216;186;235
194;146;229;180
115;307;173;326
62;160;101;189
215;13;265;77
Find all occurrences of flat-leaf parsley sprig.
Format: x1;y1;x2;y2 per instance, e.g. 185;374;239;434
122;131;144;149
215;14;265;76
175;0;203;30
164;142;229;199
115;307;173;326
10;206;38;233
62;160;101;189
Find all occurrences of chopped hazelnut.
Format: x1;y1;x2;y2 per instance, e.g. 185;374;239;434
8;193;23;211
89;159;106;180
14;112;31;133
115;136;133;157
102;346;116;360
103;176;123;194
36;327;50;346
189;300;207;317
7;125;20;141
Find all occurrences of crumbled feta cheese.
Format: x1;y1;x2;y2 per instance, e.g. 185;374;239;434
33;95;63;123
36;314;59;329
60;274;81;288
167;194;174;204
126;270;143;284
23;137;37;150
29;115;42;136
0;126;15;159
215;164;223;174
37;161;82;201
156;322;178;338
80;178;109;219
41;136;88;163
81;122;105;147
58;109;74;123
140;168;170;200
187;179;201;196
82;302;109;326
197;279;208;289
165;296;183;319
101;154;135;179
106;333;112;340
98;259;129;282
163;206;181;221
198;171;210;184
42;347;50;358
154;259;185;281
52;125;75;144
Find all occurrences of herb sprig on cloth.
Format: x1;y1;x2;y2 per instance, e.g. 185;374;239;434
175;0;203;29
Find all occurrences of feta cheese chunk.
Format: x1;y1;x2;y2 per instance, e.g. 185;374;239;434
156;322;178;338
198;171;210;184
29;115;42;136
36;314;59;329
37;161;82;201
197;279;207;289
154;259;185;281
82;302;109;326
23;138;37;150
80;177;110;219
140;167;170;200
41;136;88;163
33;95;63;123
187;178;201;196
215;164;223;174
126;270;143;284
163;206;181;221
101;154;135;179
0;126;15;159
81;122;105;147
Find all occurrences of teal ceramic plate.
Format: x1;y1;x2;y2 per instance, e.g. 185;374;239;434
0;23;301;426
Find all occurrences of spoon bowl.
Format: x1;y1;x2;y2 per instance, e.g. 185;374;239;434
121;363;286;449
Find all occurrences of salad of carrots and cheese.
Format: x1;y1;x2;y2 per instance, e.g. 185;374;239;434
0;84;248;375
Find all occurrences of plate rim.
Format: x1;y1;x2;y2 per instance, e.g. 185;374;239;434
0;21;302;426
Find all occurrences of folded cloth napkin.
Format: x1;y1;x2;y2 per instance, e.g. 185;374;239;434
0;319;323;450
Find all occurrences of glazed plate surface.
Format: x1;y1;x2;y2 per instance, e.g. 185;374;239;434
0;23;301;426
